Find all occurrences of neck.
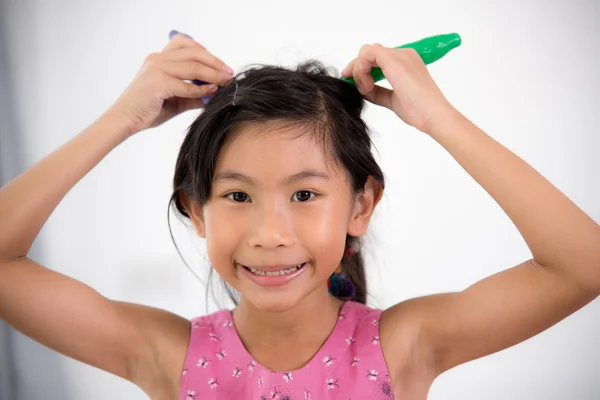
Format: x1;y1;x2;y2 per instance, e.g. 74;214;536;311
232;286;345;366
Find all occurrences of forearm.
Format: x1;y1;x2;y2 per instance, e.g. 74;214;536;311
0;112;131;260
428;109;600;290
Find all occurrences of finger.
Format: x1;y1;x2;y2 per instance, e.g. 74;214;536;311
165;76;220;99
340;58;357;78
355;44;394;94
161;60;233;87
160;47;233;76
363;84;394;109
352;54;376;95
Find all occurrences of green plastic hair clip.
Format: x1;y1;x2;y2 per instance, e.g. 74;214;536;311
340;33;462;87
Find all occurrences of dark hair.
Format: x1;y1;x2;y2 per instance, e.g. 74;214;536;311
168;61;385;307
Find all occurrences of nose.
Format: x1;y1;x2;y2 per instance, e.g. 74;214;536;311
247;201;294;249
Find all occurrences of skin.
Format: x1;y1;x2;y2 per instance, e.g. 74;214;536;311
180;121;382;371
0;34;599;400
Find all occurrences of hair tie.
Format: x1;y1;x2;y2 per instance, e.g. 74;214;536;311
327;241;358;298
345;240;360;258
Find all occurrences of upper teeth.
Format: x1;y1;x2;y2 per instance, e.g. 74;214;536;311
247;264;303;276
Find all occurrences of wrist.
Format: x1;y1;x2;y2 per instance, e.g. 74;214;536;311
94;109;137;142
425;105;466;139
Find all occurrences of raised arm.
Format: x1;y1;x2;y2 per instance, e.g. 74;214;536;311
0;32;232;390
0;113;143;380
413;110;600;375
342;43;600;377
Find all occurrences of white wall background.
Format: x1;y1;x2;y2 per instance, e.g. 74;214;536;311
2;0;599;399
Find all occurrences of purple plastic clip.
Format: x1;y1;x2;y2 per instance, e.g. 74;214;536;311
168;30;217;104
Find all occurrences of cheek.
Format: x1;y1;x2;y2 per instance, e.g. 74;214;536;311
203;206;242;274
295;200;349;271
201;195;352;276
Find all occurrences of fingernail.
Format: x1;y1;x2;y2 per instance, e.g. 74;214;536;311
223;66;234;75
206;84;218;92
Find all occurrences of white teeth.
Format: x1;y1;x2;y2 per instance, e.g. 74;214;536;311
246;263;304;277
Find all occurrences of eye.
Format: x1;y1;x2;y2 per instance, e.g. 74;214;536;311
226;192;251;203
292;190;316;202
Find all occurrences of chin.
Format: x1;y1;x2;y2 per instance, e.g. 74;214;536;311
244;288;308;313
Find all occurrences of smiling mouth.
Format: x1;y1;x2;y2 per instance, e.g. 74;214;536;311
240;262;308;277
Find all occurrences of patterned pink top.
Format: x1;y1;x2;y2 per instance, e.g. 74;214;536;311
179;300;395;399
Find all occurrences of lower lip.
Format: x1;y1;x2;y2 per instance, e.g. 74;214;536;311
238;262;310;287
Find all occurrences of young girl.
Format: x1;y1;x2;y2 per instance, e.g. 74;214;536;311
0;32;599;400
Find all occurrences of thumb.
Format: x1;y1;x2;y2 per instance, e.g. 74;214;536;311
363;84;394;109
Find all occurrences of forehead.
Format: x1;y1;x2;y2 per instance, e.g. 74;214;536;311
215;121;344;179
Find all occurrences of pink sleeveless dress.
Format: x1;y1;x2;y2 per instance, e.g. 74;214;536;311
178;300;395;399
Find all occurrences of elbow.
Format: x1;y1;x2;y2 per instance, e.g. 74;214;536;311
580;232;600;294
0;254;28;265
532;253;600;297
590;257;600;295
581;249;600;295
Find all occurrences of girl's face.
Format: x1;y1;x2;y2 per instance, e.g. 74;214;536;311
185;122;380;312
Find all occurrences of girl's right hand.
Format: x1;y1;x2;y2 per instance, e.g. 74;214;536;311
107;32;234;136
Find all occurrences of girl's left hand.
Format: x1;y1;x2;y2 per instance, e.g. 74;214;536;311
341;43;457;134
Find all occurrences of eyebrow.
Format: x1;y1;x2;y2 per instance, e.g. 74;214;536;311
213;169;330;186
